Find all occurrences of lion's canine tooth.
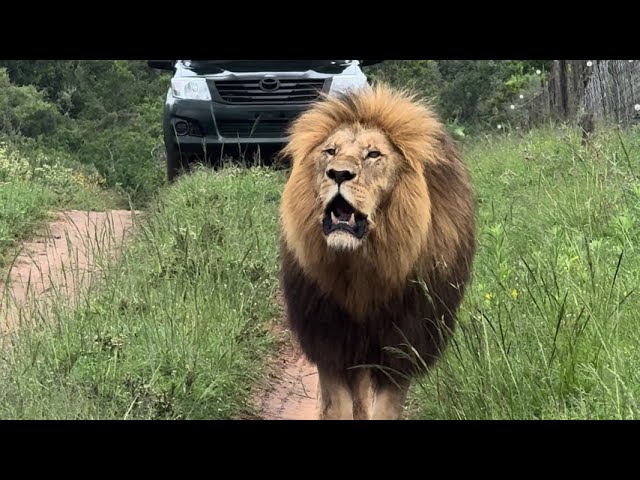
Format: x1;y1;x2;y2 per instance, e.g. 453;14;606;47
331;212;339;224
348;213;356;227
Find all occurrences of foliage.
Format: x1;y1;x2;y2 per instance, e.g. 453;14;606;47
0;61;170;206
365;60;552;131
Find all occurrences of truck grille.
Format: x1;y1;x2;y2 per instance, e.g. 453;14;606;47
212;78;326;104
217;119;290;138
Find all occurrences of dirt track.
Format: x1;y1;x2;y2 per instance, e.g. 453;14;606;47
0;210;138;334
259;336;319;420
0;208;318;419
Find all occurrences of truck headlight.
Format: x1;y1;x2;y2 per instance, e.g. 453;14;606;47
171;78;212;101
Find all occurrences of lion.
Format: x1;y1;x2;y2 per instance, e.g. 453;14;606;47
278;84;476;420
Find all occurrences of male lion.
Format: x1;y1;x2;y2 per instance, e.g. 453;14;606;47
278;85;476;420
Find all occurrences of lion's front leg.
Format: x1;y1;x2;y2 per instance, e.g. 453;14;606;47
349;369;373;420
316;365;353;420
371;378;410;420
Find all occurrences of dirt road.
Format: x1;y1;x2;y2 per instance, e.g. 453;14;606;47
0;208;320;420
259;336;319;420
0;210;139;334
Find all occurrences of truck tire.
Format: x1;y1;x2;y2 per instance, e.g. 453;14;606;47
166;146;186;183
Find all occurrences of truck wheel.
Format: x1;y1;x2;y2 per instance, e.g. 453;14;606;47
166;147;187;183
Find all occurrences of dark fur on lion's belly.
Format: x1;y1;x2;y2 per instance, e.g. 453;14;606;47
279;242;470;387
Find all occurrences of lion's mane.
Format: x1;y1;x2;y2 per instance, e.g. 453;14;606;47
278;85;476;384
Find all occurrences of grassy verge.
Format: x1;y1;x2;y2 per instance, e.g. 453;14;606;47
0;142;122;266
409;126;640;419
2;125;638;420
0;167;283;419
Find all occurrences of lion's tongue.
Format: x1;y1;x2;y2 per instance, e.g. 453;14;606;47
333;198;354;220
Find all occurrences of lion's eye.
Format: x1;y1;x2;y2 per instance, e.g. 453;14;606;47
324;148;336;156
367;150;382;159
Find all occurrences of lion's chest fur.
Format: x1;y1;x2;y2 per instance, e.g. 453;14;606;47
298;245;416;321
278;237;462;378
310;261;398;321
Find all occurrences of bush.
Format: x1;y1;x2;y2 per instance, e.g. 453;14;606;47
364;60;552;131
0;62;170;206
0;69;65;138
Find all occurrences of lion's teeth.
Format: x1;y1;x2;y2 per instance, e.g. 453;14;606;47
331;212;339;225
348;213;356;227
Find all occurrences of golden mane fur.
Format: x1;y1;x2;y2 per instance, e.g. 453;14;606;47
279;84;475;320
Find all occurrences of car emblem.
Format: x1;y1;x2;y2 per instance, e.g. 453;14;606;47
259;78;280;92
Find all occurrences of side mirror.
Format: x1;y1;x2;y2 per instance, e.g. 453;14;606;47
360;60;384;67
147;60;175;70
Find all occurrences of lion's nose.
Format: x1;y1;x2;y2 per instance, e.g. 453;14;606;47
326;169;356;185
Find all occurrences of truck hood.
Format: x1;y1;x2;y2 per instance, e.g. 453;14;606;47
180;60;355;75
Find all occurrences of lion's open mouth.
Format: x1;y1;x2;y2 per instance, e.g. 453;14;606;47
322;195;368;239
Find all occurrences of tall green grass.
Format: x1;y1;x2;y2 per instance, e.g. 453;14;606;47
0;167;283;419
409;126;640;419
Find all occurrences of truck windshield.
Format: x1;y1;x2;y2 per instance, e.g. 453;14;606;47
181;60;352;74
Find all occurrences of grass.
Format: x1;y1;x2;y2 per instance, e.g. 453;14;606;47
1;125;639;419
408;125;640;419
0;166;283;419
0;142;122;266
